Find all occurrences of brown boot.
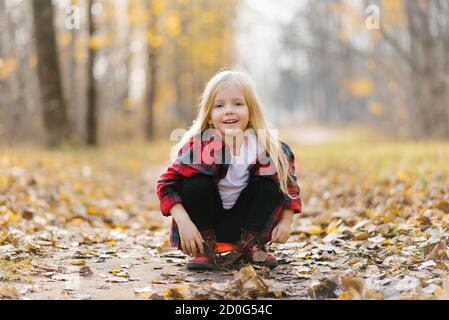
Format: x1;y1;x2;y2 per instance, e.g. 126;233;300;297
239;229;278;269
186;229;217;270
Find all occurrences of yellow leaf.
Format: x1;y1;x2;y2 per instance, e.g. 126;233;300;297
389;208;400;215
299;226;323;235
89;34;110;50
165;13;181;37
339;290;358;300
145;31;163;49
345;77;374;97
73;181;83;193
106;240;117;246
68;260;86;266
109;268;129;278
326;224;338;235
59;191;70;202
26;243;42;253
70;218;86;225
163;287;189;299
157;240;170;253
396;170;408;181
1;210;21;226
352;231;369;241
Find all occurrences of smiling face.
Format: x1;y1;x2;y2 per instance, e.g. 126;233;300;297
209;81;250;136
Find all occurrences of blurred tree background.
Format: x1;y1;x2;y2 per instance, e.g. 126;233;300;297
0;0;237;147
0;0;448;147
272;0;449;139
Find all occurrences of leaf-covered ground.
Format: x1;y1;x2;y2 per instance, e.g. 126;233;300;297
1;130;449;300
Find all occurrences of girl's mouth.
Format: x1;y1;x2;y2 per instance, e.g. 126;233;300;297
223;119;239;124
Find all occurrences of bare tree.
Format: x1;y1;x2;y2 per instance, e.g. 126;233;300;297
144;0;159;140
403;0;449;138
275;0;449;138
32;0;71;147
86;0;98;145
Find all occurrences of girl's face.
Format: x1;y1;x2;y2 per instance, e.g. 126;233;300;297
209;82;249;135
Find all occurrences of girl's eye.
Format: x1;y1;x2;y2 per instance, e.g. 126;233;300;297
215;104;223;108
235;102;243;106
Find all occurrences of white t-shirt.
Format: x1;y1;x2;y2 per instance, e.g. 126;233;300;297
218;132;261;210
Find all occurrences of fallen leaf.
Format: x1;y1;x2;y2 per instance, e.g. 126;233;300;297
67;260;86;266
109;268;129;278
105;277;129;283
352;231;369;241
0;285;20;299
435;200;449;213
308;277;338;299
135;287;164;300
80;265;94;277
163;287;190;300
156;240;170;254
423;240;448;261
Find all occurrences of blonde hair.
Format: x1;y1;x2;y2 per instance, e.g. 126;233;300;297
175;68;298;199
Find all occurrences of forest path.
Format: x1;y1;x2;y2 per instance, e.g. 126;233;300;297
2;136;449;300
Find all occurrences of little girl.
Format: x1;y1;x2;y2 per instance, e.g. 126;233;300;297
156;69;301;270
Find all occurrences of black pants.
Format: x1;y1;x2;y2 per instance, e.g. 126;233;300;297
180;174;284;243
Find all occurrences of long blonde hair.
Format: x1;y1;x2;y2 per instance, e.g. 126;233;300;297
175;69;298;199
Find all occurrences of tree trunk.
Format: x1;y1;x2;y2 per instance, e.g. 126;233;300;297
86;0;98;146
146;49;157;140
145;6;159;141
0;1;15;145
32;0;70;147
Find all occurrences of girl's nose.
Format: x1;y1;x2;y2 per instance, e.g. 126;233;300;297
224;103;234;113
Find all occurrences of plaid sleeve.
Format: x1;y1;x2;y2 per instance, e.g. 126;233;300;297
156;139;194;217
156;162;184;217
281;142;302;214
156;136;221;216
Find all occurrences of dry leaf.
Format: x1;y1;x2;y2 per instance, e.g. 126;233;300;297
156;240;170;254
352;231;369;241
435;200;449;213
0;285;20;300
423;240;448;261
163;287;190;299
135;287;164;300
80;265;94;277
308;278;338;299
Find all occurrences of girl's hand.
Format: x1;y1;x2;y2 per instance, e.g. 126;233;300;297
271;210;293;243
170;204;204;256
177;219;204;256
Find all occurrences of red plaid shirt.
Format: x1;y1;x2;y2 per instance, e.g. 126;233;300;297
156;131;302;248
